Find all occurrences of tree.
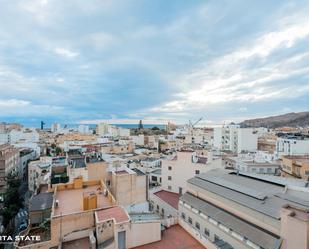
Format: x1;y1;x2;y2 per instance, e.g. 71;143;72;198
151;126;160;131
1;176;24;227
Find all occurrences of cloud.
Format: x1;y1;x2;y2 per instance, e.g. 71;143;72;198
0;0;309;125
54;48;79;58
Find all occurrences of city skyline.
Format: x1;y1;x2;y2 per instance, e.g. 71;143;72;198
0;0;309;126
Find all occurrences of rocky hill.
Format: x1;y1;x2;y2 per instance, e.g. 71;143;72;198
239;111;309;128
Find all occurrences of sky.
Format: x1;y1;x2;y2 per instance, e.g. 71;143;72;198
0;0;309;126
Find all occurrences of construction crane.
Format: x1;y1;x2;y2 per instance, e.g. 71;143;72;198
190;117;203;128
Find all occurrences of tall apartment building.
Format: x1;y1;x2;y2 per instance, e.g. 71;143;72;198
179;169;309;249
0;144;20;194
78;124;90;134
213;125;259;153
51;123;61;133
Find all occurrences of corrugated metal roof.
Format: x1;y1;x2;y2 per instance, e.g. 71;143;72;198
187;169;309;219
181;192;281;249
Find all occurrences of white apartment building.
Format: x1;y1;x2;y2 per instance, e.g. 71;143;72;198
51;123;61;133
0;128;39;145
28;158;51;193
224;152;281;175
214;125;259;153
78;124;90;134
276;135;309;157
97;123;130;137
0;133;10;145
161;151;222;195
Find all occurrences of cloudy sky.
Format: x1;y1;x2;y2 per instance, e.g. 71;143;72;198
0;0;309;126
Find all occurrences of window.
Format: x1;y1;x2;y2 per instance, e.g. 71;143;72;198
168;186;172;190
259;168;264;173
181;212;186;219
195;170;200;175
195;222;200;230
267;168;272;173
204;228;210;237
188;217;192;224
168;166;172;170
305;170;309;176
168;176;172;180
156;205;159;211
151;176;157;181
161;208;164;215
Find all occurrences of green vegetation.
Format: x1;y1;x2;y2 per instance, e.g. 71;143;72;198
1;176;24;227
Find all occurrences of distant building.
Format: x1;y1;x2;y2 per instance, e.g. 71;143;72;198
213;125;260;153
276;134;309;156
78;124;90;134
51;123;61;133
224;152;281;175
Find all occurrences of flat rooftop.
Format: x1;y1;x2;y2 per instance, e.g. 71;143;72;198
54;185;113;216
154;190;179;210
133;225;205;249
96;206;129;224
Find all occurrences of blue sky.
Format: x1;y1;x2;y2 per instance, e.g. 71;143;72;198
0;0;308;126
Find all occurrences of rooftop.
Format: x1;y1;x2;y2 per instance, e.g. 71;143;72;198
154;190;179;210
29;192;53;212
188;169;309;219
181;192;281;249
53;185;113;216
96;206;129;224
133;225;205;249
131;168;145;176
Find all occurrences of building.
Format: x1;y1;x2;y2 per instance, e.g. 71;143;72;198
96;122;109;136
109;168;147;211
51;123;61;133
179;169;309;249
17;177;161;249
223;152;281;175
276;134;309;156
161;151;222;195
19;148;36;181
78;125;90;134
281;155;309;180
0;144;20;194
258;134;277;153
28;157;52;194
214;125;259;153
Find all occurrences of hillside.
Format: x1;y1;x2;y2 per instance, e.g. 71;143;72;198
239;111;309;128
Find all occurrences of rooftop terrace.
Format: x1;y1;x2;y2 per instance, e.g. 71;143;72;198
133;225;205;249
96;206;130;224
53;184;113;216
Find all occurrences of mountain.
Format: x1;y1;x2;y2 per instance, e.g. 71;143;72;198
239;111;309;128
